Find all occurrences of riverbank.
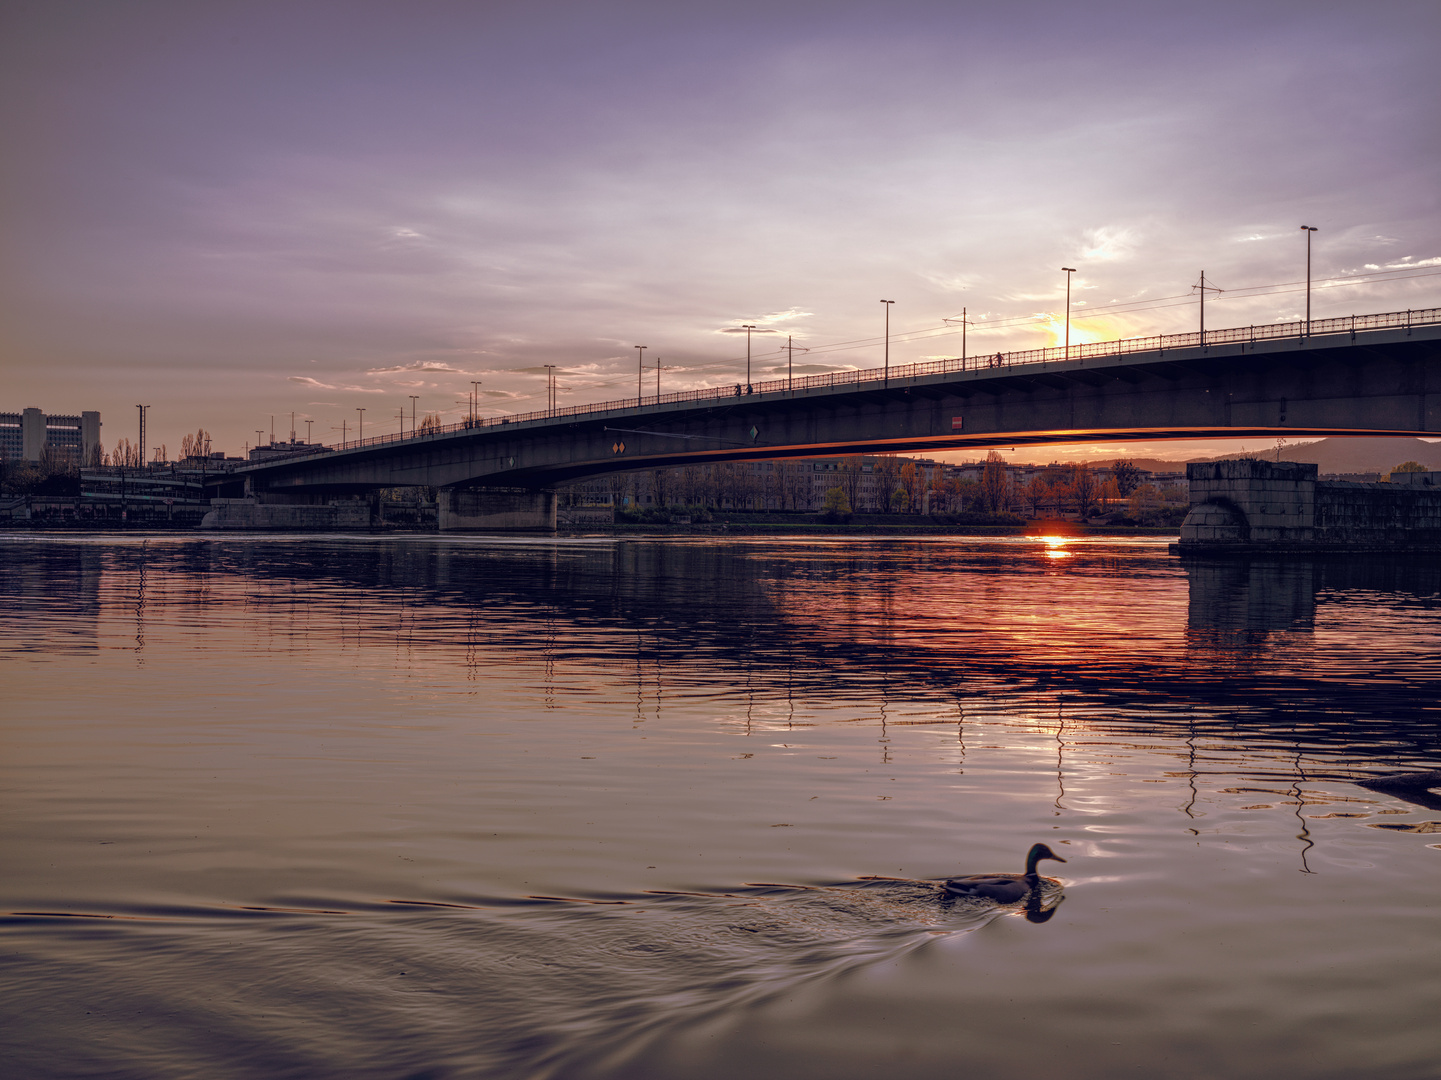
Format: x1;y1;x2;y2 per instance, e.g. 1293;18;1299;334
575;521;1181;537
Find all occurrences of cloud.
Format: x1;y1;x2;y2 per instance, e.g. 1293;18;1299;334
716;325;782;335
761;362;859;375
1079;226;1138;262
289;376;336;388
756;308;813;325
366;361;478;375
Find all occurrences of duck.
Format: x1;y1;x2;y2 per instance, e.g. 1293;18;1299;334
942;843;1066;903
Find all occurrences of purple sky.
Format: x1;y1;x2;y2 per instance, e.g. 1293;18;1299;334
3;0;1438;461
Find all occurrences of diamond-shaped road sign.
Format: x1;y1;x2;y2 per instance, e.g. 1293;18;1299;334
612;441;625;455
749;426;759;442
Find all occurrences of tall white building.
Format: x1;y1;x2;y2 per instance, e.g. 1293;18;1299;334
0;408;102;463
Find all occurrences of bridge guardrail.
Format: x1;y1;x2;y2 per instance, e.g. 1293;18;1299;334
266;306;1441;465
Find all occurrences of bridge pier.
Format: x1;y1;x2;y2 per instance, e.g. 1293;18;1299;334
438;486;556;532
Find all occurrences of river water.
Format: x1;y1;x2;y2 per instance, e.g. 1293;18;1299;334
2;533;1440;1079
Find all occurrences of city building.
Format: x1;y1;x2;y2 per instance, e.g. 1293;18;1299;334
0;408;101;463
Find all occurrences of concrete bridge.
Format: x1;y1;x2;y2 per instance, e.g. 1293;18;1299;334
226;307;1441;529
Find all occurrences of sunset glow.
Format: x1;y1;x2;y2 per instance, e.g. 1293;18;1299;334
1034;314;1128;350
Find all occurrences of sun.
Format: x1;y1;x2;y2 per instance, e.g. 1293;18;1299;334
1033;313;1130;350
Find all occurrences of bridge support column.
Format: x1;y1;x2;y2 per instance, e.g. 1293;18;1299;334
439;486;557;532
1179;460;1316;550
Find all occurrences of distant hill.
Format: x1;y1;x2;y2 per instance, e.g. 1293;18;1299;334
1193;437;1441;474
980;438;1440;475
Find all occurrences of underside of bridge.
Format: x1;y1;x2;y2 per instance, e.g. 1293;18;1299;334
232;324;1440;528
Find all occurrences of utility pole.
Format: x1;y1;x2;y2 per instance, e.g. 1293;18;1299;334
136;404;148;469
943;308;973;368
1194;271;1222;342
788;335;793;392
879;302;894;385
542;364;557;415
1304;225;1318;333
305;419;313;444
356;407;365;441
655;356;663;402
1060;268;1076;361
408;395;419;435
634;345;646;404
471;381;482;424
742;326;756;388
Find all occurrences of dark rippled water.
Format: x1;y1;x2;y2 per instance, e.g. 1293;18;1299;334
3;533;1440;1079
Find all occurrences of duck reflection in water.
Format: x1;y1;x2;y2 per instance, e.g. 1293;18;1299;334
940;843;1067;923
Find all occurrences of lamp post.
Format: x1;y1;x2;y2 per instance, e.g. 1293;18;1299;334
1300;226;1318;335
408;395;419;435
634;346;646;404
356;407;365;441
879;301;894;385
471;380;482;425
742;326;756;389
1060;268;1076;360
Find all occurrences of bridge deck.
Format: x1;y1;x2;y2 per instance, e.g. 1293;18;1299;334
236;308;1441;491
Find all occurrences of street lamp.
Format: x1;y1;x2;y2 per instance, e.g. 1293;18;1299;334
356;407;365;442
1300;226;1318;335
879;301;894;385
1060;268;1076;360
742;326;756;389
634;346;647;404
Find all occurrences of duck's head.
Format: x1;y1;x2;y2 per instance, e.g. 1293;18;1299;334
1025;843;1067;873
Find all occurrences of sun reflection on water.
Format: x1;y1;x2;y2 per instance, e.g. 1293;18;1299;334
1038;535;1073;559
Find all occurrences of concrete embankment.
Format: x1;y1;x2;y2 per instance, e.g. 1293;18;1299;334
201;498;371;530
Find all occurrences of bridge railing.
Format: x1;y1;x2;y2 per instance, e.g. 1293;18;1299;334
275;306;1441;463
